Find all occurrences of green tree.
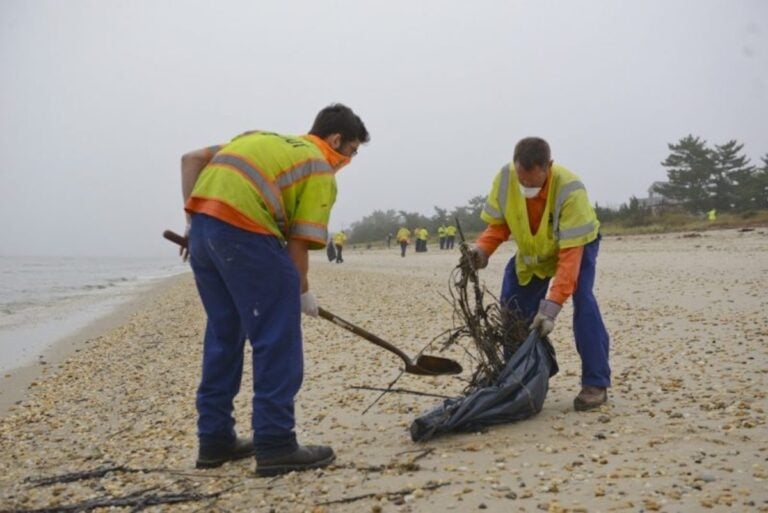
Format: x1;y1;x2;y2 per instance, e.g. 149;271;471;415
757;155;768;209
348;209;402;243
713;140;754;211
618;196;652;227
430;206;448;232
655;135;717;212
733;153;768;211
450;195;487;236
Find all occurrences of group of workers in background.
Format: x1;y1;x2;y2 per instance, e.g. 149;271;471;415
179;103;610;478
394;224;457;256
335;223;458;260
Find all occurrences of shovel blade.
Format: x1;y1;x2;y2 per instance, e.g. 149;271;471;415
411;354;463;376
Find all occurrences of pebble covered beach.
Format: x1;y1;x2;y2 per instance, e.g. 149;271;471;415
1;229;767;512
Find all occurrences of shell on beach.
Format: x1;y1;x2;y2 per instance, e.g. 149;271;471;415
1;229;767;512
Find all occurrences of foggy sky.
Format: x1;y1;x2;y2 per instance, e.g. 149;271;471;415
1;0;766;257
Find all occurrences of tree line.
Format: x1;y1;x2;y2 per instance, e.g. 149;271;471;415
653;135;768;213
346;135;768;241
347;196;488;244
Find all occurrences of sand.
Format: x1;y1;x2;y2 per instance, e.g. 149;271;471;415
0;229;766;513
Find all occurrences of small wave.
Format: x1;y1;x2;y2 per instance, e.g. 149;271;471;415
83;284;110;291
0;301;38;317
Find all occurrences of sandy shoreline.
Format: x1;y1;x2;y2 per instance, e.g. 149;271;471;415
0;274;191;418
0;229;766;512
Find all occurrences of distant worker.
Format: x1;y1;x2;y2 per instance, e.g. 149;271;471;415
333;231;347;263
413;227;422;252
707;208;717;221
462;137;610;412
417;227;429;252
386;233;393;248
181;103;369;475
445;224;457;249
438;225;447;250
396;227;411;257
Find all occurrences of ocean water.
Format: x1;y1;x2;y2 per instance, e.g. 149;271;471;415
0;255;189;374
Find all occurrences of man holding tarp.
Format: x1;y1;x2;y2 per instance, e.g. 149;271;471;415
465;137;610;411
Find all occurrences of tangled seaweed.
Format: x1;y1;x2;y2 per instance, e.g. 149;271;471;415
440;241;529;392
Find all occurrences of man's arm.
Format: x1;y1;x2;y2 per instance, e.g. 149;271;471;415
288;237;320;316
181;146;221;220
287;238;310;293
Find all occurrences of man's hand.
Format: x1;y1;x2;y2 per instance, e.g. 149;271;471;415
300;291;319;317
529;299;562;337
459;245;489;270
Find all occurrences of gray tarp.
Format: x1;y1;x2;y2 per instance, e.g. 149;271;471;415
410;330;558;442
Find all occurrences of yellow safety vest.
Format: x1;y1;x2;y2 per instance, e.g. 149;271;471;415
444;225;457;236
396;228;410;241
438;226;447;236
186;131;337;249
481;163;600;285
333;232;347;245
417;228;428;240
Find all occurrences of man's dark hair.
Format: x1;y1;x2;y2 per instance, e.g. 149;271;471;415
513;137;551;169
310;103;370;144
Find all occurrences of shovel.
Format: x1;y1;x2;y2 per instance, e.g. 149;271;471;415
317;307;462;376
162;229;462;376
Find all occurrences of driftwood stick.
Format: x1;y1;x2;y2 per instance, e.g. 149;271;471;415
24;465;263;487
401;447;435;462
351;385;451;399
24;466;136;487
360;369;405;415
5;484;241;513
317;481;450;506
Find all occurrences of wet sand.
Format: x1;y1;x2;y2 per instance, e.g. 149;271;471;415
1;229;766;512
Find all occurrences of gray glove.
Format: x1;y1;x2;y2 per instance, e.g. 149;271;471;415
460;245;489;270
529;299;562;337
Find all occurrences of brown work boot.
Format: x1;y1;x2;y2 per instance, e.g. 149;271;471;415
574;385;608;411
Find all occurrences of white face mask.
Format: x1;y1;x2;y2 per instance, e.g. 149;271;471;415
519;184;542;198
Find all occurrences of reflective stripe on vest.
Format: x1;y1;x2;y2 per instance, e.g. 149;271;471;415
521;255;556;265
293;222;327;241
553;180;585;239
275;159;333;189
482;164;511;221
210;153;288;235
490;166;596;243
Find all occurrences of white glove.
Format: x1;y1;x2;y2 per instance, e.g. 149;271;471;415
300;291;319;317
529;299;562;337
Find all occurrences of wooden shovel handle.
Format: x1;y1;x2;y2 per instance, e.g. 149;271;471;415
317;307;413;364
163;230;188;248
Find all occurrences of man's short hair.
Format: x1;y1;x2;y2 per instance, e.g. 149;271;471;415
310;103;370;144
513;137;551;169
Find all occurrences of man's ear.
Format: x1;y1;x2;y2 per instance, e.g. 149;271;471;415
324;133;343;150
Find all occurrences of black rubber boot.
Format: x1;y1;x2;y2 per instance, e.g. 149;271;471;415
196;437;256;469
255;445;335;477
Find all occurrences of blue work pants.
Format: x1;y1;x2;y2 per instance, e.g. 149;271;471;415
188;214;302;459
500;237;610;387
